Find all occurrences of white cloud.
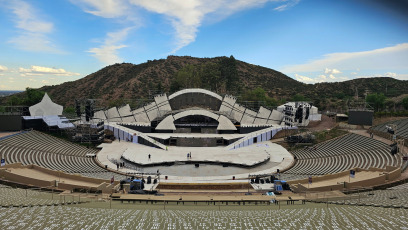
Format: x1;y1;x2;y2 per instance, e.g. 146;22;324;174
73;0;299;53
0;85;7;89
18;66;80;76
9;33;62;53
6;0;61;53
70;0;130;18
41;80;49;84
10;1;53;33
87;27;133;65
294;73;316;84
324;68;341;74
384;72;397;78
281;43;408;73
0;65;9;72
274;0;300;11
130;0;299;52
293;72;350;84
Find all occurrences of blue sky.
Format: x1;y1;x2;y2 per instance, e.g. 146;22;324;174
0;0;407;90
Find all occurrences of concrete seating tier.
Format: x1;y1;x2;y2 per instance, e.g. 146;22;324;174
0;130;98;157
283;133;402;180
0;186;63;206
0;131;124;180
371;118;408;139
388;182;408;190
291;133;387;159
334;189;408;208
0;206;407;229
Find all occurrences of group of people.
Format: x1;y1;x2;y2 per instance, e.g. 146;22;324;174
116;162;125;170
147;152;193;161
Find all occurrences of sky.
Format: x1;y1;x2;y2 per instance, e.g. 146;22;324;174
0;0;407;90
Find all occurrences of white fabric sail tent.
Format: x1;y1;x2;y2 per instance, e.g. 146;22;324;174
29;93;63;116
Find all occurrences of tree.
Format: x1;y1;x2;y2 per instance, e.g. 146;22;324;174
366;93;386;112
170;64;201;92
200;63;222;92
402;96;408;110
292;94;306;101
242;87;278;107
25;88;45;106
220;56;239;92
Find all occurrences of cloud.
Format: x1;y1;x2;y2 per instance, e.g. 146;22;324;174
294;72;350;84
130;0;299;52
9;33;62;53
0;65;8;72
87;27;133;65
324;68;341;75
10;1;53;33
274;0;300;11
281;43;408;73
294;73;316;84
73;0;299;53
18;66;80;76
6;0;61;53
0;85;7;89
70;0;130;18
384;72;397;78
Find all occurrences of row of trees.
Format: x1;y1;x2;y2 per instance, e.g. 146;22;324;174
5;88;45;106
170;56;240;94
366;93;408;112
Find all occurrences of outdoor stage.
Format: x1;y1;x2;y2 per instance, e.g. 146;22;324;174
97;138;294;182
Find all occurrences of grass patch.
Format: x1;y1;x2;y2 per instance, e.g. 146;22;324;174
312;127;348;144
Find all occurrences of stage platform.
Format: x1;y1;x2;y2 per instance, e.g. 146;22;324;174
97;140;294;182
121;143;271;167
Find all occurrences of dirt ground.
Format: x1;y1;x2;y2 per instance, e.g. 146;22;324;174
305;115;337;132
372;116;408;126
0;132;19;138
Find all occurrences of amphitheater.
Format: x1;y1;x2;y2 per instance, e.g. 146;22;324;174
0;89;408;229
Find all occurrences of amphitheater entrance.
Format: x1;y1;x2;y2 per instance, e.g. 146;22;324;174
174;115;218;134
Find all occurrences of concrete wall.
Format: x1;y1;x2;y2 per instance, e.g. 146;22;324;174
175;128;191;133
289;167;402;192
0;168;54;188
0;115;23;131
0;164;117;193
201;127;217;134
177;137;217;147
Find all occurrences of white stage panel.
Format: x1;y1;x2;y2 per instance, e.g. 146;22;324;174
144;102;159;121
132;108;150;123
241;109;256;125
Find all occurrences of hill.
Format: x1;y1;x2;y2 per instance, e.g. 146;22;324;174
40;56;307;107
2;56;408;111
